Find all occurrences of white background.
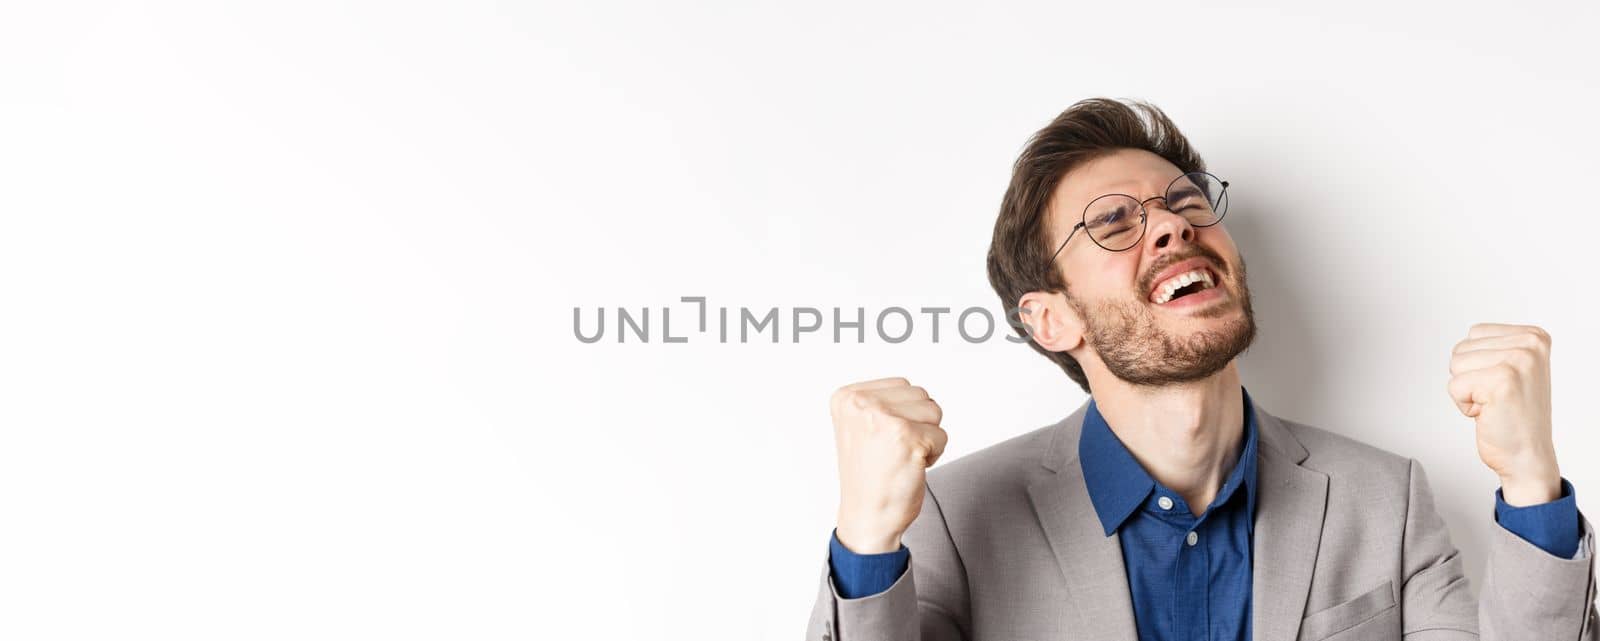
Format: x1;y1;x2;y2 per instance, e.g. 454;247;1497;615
2;1;1597;639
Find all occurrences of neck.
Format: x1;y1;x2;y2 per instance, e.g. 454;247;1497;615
1088;363;1245;516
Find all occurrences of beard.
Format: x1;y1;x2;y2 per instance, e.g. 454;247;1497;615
1066;251;1257;387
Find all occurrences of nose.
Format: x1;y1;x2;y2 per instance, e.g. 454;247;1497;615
1142;200;1195;252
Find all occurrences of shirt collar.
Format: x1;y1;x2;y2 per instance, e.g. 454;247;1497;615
1078;386;1261;536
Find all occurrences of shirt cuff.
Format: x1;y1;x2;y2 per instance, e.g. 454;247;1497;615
1494;477;1580;559
827;529;910;599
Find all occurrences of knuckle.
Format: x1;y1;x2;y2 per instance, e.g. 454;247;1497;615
1511;348;1537;368
893;428;921;453
851;391;875;412
1493;363;1519;387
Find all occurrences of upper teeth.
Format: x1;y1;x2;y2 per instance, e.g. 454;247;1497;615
1152;268;1215;304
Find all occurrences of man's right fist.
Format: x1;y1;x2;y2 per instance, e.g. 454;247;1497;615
831;377;948;554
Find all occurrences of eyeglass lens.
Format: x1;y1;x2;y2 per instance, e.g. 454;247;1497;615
1082;172;1227;251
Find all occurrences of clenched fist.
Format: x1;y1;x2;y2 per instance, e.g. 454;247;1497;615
1447;323;1562;506
831;377;949;554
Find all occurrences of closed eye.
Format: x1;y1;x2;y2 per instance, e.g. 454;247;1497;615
1091;206;1134;227
1167;187;1208;208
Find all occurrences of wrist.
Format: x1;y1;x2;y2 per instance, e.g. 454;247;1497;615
835;522;903;554
1499;455;1561;507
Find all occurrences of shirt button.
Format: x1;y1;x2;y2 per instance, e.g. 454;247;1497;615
1186;531;1199;546
1157;496;1174;510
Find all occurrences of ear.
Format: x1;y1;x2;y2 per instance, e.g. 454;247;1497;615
1017;290;1084;353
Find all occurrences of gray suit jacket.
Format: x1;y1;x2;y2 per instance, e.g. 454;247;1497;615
807;399;1598;640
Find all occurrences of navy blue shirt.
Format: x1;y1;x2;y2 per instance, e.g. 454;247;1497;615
1079;390;1258;641
829;388;1581;640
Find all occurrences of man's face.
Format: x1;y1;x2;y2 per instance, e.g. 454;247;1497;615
1043;148;1256;386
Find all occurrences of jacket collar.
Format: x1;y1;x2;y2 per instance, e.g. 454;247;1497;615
1026;388;1325;641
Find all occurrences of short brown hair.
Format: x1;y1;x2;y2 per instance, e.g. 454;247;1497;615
986;98;1207;392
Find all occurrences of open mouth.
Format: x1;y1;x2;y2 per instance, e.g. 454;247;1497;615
1149;266;1221;305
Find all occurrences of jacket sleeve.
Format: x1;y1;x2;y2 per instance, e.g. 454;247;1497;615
806;483;971;641
1400;458;1598;640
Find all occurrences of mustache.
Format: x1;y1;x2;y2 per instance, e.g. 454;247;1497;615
1138;245;1230;295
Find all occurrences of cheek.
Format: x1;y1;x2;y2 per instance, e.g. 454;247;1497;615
1070;256;1142;298
1201;228;1241;258
1196;232;1242;270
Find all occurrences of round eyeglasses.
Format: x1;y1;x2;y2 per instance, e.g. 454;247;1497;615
1047;171;1229;261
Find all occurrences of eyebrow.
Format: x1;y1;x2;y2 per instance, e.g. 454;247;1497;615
1167;184;1202;198
1096;199;1135;213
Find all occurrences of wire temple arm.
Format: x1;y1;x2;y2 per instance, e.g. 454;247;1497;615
1047;222;1086;266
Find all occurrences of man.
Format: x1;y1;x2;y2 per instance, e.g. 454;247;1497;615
806;98;1597;641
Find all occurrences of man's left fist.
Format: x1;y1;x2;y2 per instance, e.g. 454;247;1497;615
1447;323;1561;506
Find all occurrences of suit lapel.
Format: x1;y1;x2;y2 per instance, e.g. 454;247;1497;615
1025;398;1329;641
1026;403;1139;641
1250;405;1330;641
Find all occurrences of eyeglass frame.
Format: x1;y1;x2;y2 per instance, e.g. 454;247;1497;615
1046;171;1230;264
